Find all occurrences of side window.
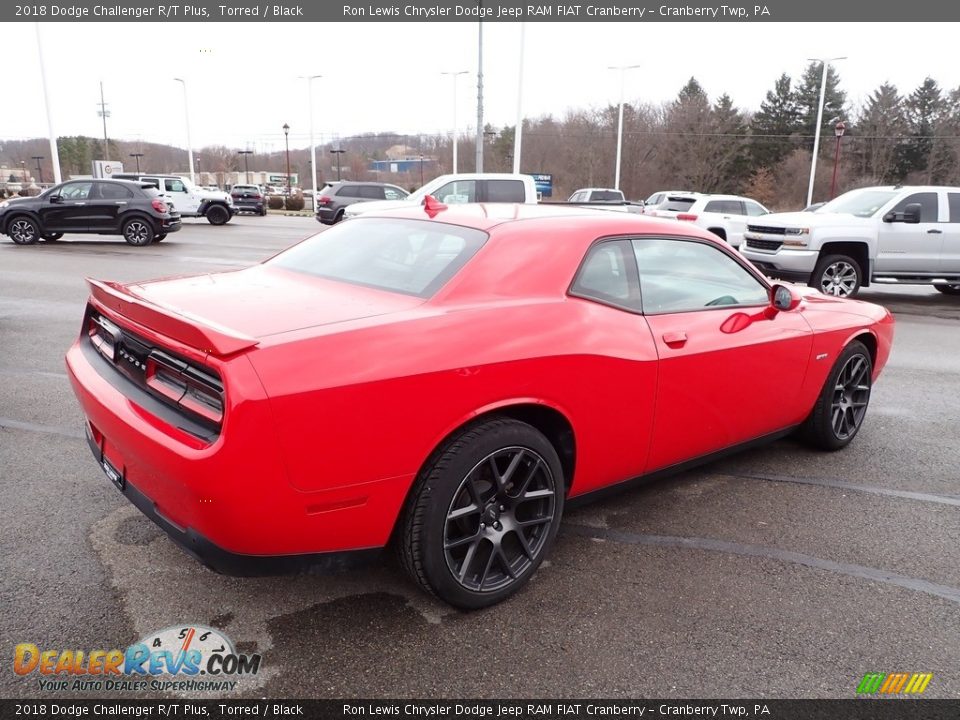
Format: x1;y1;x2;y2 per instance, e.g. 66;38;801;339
485;180;526;202
633;238;769;314
704;200;726;213
59;182;92;200
142;178;160;189
726;200;747;215
891;192;938;222
358;186;384;199
337;185;363;198
745;201;768;217
97;183;134;200
164;179;187;193
434;180;476;204
948;193;960;222
570;240;641;311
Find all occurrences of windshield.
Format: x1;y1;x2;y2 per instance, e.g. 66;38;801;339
590;190;623;201
268;217;487;298
818;189;899;218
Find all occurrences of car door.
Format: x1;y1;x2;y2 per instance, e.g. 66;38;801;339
38;181;94;232
634;237;813;471
875;191;943;273
163;178;196;214
941;192;960;273
88;182;131;231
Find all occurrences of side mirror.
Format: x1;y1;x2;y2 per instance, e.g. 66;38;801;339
883;203;922;224
772;284;801;311
49;194;62;203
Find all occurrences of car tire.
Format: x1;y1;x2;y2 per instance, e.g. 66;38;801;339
41;232;64;241
206;205;230;225
397;417;564;610
708;227;727;242
800;340;873;451
334;210;345;224
153;233;167;242
933;283;960;295
811;254;862;298
8;217;40;245
122;219;154;246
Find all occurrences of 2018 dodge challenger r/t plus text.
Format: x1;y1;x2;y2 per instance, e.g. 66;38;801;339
66;201;894;609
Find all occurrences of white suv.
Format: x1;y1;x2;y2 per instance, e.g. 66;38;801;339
648;193;770;249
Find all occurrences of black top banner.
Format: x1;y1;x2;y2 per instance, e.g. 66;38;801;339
2;700;959;720
4;0;960;22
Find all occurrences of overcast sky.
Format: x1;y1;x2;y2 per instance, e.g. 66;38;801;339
3;22;960;153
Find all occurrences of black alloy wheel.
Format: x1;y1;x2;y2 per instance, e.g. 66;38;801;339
399;418;564;609
123;219;154;246
801;340;872;450
9;217;40;245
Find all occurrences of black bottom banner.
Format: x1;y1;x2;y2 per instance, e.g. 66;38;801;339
1;700;959;720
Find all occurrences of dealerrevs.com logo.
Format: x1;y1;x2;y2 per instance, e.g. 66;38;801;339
14;625;261;693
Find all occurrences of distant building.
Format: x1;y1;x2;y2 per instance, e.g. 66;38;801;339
368;157;436;174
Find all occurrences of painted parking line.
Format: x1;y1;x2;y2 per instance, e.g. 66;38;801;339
731;472;960;506
0;416;84;439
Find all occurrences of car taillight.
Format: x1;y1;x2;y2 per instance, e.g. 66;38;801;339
145;353;224;425
151;198;168;213
676;213;698;221
316;197;331;206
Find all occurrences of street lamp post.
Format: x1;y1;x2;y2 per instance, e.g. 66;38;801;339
31;155;44;184
238;150;253;184
805;56;846;207
329;148;345;181
34;23;62;183
299;75;322;200
513;22;526;174
97;81;110;161
21;161;27;184
419;154;425;186
441;70;469;173
173;78;195;183
830;120;846;200
129;153;143;173
282;124;291;195
607;63;641;191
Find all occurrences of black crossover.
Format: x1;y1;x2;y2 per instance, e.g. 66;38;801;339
0;179;181;246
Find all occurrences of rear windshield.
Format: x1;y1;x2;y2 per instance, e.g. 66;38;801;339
268;218;487;298
589;190;623;201
661;197;696;212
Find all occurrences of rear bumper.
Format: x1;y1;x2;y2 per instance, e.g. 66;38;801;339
66;335;409;566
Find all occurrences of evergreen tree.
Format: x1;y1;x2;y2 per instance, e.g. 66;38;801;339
711;93;750;191
854;82;908;183
748;73;801;168
900;77;946;179
794;61;847;150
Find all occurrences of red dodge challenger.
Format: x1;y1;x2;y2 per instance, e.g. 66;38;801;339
66;202;894;609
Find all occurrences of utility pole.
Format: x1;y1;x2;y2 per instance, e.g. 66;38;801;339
97;81;111;161
238;150;253;183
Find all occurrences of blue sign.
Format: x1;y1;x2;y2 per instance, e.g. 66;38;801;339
528;173;553;198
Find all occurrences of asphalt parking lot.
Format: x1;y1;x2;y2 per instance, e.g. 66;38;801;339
1;215;958;699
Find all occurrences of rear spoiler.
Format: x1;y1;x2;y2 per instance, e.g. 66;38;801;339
86;278;259;357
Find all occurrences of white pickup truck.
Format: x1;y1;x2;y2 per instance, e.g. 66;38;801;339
741;185;960;297
344;174;538;219
113;173;235;225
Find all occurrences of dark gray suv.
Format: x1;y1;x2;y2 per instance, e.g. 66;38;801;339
315;182;408;225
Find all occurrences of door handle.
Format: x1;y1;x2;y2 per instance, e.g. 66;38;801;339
73;202;86;205
928;229;943;234
115;201;128;205
723;216;731;219
662;331;688;347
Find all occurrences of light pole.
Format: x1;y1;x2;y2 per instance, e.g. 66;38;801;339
441;70;468;173
174;78;195;183
608;63;641;191
97;81;110;161
419;154;425;186
238;150;252;183
34;22;62;183
329;148;345;181
476;12;484;172
830;120;846;200
129;153;143;173
513;22;526;174
31;155;44;184
21;161;27;184
805;56;846;207
299;75;322;199
195;155;202;184
282;123;291;195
